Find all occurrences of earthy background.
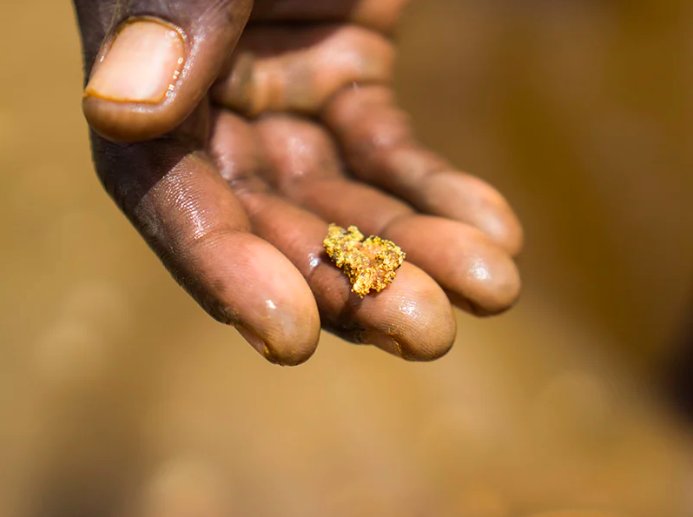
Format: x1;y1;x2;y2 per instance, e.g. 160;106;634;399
2;0;693;516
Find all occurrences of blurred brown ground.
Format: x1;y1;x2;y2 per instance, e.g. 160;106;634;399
2;1;693;516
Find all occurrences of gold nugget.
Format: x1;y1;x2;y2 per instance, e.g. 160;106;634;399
323;224;406;298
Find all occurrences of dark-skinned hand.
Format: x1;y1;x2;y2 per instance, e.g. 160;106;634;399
74;0;523;366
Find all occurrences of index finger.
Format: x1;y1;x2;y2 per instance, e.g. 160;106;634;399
91;124;321;366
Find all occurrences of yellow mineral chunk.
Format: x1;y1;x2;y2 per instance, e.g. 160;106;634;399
323;224;406;298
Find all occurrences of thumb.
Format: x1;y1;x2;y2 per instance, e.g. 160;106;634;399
75;0;253;142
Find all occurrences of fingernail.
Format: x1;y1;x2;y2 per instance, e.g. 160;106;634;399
235;324;280;365
85;19;185;104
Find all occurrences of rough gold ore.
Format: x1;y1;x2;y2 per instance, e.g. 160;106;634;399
323;224;406;298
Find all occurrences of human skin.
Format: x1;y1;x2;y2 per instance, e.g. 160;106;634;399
73;0;523;366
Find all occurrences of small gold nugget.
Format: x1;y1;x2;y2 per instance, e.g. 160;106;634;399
323;224;406;298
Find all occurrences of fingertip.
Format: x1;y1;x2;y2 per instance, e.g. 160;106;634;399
447;261;521;317
82;18;188;142
82;96;181;142
385;217;521;318
425;172;525;257
452;236;522;317
236;323;317;367
364;264;457;362
81;0;254;143
85;19;186;103
458;178;524;258
483;210;524;259
225;238;321;366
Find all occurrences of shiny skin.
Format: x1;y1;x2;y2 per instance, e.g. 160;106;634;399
75;0;522;365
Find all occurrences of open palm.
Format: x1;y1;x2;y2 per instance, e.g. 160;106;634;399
76;0;522;365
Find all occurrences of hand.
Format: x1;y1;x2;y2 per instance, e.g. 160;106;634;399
74;0;522;366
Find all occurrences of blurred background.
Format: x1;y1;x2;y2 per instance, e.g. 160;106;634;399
2;0;693;516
